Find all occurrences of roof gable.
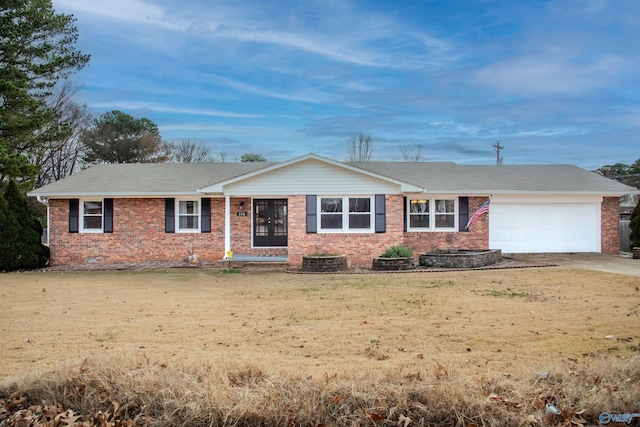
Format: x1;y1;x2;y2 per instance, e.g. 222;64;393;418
198;153;424;194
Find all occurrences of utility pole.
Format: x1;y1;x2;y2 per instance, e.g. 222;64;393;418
492;141;504;165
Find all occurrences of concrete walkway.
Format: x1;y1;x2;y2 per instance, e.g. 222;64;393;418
507;253;640;277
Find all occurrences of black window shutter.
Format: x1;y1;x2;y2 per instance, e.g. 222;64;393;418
375;194;386;233
403;196;407;232
69;199;79;233
104;198;114;233
165;198;175;233
306;195;317;233
459;197;469;232
201;198;211;233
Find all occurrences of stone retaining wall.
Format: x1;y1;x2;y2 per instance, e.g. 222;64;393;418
372;257;416;271
301;255;348;272
419;249;502;268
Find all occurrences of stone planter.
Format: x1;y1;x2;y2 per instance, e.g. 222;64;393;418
633;247;640;259
301;255;348;272
419;249;502;268
372;257;415;271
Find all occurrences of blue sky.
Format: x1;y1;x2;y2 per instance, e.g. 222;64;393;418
51;0;639;168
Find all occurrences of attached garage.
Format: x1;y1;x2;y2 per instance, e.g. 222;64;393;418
489;196;601;253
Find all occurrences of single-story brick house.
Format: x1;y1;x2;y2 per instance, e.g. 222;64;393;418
28;153;638;267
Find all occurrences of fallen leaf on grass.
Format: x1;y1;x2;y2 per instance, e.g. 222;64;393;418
365;410;386;422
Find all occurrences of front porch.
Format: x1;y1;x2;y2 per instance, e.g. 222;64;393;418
217;253;288;269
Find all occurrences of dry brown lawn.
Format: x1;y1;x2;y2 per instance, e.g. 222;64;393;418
1;264;639;425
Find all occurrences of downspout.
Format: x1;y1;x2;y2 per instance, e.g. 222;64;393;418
36;196;50;246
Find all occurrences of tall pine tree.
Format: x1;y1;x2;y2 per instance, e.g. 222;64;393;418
0;0;90;187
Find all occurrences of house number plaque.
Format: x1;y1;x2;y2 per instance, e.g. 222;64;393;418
236;212;248;216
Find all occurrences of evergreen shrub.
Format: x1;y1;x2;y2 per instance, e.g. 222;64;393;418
381;245;414;258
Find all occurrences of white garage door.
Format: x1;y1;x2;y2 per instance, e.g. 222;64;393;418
489;201;600;253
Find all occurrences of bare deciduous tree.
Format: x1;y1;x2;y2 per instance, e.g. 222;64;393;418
348;133;374;162
217;151;228;163
34;81;92;186
398;144;424;162
170;139;212;163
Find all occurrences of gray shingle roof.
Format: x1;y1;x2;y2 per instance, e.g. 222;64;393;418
29;162;274;197
352;162;636;194
28;156;637;198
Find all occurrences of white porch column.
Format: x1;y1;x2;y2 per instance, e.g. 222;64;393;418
224;195;231;256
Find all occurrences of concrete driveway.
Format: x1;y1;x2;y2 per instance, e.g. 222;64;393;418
507;253;640;277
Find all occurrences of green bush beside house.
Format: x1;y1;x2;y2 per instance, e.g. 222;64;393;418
381;245;414;258
0;181;49;272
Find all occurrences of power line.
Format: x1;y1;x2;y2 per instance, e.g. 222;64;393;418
492;141;504;165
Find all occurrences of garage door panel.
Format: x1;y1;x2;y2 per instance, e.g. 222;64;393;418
489;203;599;253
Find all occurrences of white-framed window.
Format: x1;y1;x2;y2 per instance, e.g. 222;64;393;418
176;199;200;232
407;197;457;231
80;199;103;233
318;196;373;232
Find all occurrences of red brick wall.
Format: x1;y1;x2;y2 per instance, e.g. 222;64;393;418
230;197;251;255
403;197;489;254
601;196;620;254
287;195;404;267
48;198;226;265
48;195;615;267
286;195;490;267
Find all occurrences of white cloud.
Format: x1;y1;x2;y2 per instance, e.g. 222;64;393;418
53;0;182;30
209;75;336;104
90;102;261;119
472;54;626;96
54;0;452;69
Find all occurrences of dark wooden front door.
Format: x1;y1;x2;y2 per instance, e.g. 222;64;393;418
253;199;287;247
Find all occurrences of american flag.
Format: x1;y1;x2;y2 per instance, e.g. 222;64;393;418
465;197;491;230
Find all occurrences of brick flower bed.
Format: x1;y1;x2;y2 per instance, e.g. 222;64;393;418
419;249;502;268
371;257;416;271
301;255;348;272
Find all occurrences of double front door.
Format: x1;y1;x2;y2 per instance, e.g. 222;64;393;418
253;199;287;247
